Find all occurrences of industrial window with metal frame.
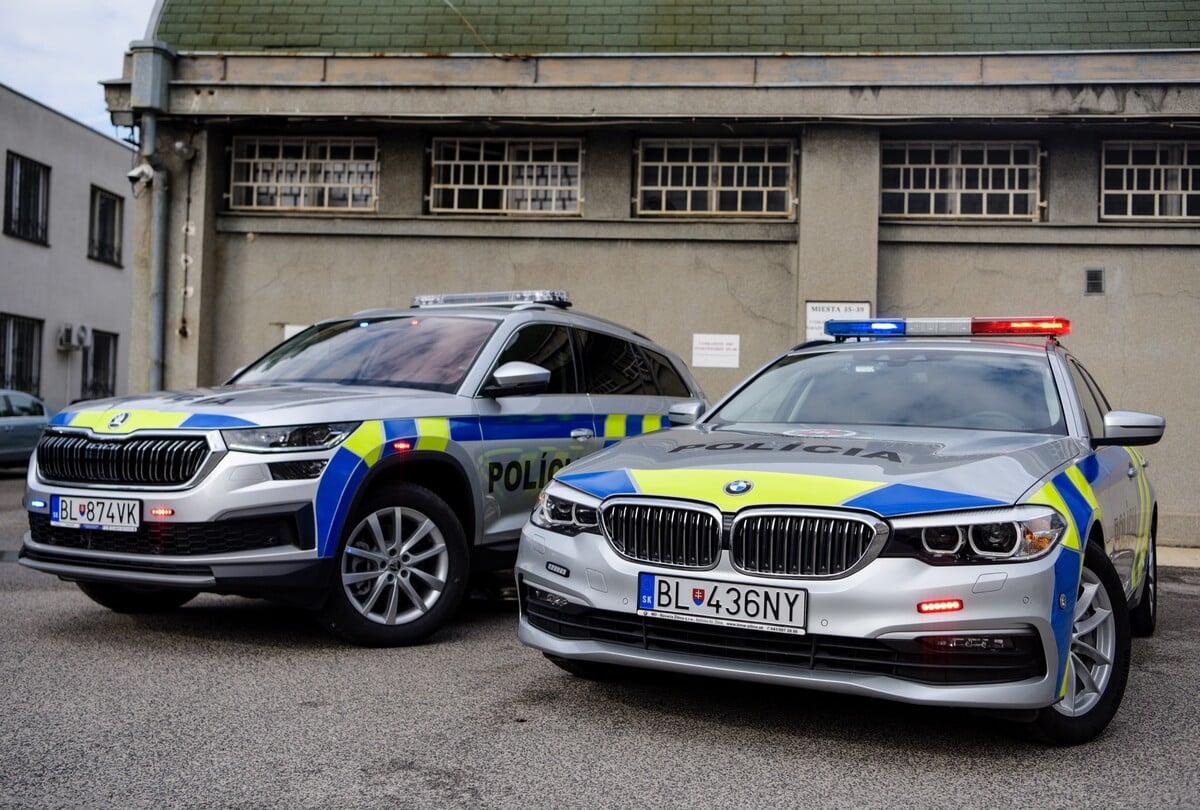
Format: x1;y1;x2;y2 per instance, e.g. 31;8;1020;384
429;138;582;215
0;313;43;396
88;186;123;266
229;137;378;212
1101;141;1200;220
4;151;51;244
880;142;1042;220
635;139;794;217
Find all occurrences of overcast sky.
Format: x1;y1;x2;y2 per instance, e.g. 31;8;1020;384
1;0;159;138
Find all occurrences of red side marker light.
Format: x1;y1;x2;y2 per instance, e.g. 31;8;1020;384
149;507;174;518
917;599;964;614
392;440;413;452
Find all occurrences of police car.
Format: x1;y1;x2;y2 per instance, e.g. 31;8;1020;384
516;316;1164;744
20;291;705;646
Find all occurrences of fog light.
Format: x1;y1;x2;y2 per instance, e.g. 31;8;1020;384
546;561;570;578
268;460;328;480
149;507;174;518
923;636;1015;651
529;587;569;608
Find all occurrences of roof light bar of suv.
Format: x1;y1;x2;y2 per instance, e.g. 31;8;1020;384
411;290;572;309
824;317;1071;339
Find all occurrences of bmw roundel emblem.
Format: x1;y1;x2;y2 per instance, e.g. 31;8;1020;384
724;479;754;496
108;412;130;430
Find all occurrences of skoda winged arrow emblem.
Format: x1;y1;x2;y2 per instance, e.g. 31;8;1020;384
724;479;754;495
108;412;130;430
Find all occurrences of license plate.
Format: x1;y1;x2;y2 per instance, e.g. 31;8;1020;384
50;495;141;532
637;572;807;635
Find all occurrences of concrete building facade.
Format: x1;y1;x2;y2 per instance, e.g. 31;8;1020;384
1;84;134;413
103;1;1200;543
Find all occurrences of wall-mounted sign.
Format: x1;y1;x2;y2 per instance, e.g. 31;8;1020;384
692;333;740;368
805;301;872;342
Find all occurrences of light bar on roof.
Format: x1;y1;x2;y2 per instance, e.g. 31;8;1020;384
411;290;571;308
824;317;1070;338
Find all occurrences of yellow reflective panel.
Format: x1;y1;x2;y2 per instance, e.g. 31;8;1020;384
69;409;189;434
343;420;385;465
415;417;451;452
629;468;882;512
1028;481;1082;552
604;414;627;439
1065;465;1102;521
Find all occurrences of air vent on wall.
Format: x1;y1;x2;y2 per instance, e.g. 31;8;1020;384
1085;268;1105;295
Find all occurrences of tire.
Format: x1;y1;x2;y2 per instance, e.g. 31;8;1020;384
77;581;198;613
318;484;469;647
1034;542;1131;746
1129;528;1157;637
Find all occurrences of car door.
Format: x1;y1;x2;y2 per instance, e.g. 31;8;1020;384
573;328;678;448
0;392;48;463
1066;358;1144;585
474;322;599;542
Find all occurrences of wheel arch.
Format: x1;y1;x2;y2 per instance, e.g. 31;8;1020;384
345;451;478;549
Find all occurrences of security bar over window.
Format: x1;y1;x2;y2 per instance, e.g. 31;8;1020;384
635;139;794;217
1101;141;1200;220
88;186;123;266
0;312;42;395
230;137;378;212
881;142;1042;220
430;138;581;215
4;151;50;243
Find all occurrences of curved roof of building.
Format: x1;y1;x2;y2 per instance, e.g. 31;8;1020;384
153;0;1200;53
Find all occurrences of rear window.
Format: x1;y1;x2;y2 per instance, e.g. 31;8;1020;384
233;316;498;393
712;348;1066;434
575;329;655;395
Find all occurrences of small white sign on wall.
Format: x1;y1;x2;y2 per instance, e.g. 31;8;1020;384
692;333;741;368
805;301;872;342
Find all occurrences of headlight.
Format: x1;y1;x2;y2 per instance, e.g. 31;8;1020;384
221;422;360;453
885;505;1066;564
529;481;601;537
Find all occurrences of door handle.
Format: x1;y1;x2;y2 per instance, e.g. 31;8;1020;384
570;428;594;440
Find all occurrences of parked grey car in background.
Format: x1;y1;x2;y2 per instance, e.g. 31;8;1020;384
0;390;49;465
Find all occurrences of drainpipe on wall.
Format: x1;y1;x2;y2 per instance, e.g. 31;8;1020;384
128;40;176;391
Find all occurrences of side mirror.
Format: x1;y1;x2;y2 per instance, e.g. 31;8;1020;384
1093;409;1165;447
482;361;551;398
667;400;706;426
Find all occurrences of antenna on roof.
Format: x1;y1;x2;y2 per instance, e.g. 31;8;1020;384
443;0;498;57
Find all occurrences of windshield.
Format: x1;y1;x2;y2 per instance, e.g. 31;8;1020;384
231;315;498;393
711;347;1066;434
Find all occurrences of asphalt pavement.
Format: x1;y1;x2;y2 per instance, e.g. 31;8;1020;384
2;467;1199;807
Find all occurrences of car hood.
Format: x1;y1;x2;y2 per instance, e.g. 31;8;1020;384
47;383;463;434
554;424;1083;518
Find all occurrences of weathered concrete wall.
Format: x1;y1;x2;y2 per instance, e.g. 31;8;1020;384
207;231;797;401
878;243;1200;545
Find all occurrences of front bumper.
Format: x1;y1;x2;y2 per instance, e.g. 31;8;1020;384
20;445;334;602
516;523;1070;710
